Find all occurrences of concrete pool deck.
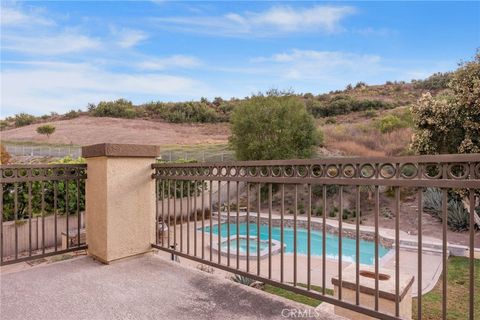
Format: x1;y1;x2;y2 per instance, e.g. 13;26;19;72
161;212;445;297
0;254;342;320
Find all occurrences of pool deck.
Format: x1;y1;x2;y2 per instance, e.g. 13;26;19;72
1;254;342;320
161;211;445;297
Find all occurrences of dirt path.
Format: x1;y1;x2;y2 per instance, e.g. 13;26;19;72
1;116;230;146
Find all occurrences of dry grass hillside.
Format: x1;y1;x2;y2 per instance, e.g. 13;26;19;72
1;116;229;146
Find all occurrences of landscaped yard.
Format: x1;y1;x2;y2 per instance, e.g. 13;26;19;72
264;257;479;319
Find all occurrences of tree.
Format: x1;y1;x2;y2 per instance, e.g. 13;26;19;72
1;144;11;164
229;95;322;160
36;124;56;139
14;113;36;127
411;51;480;154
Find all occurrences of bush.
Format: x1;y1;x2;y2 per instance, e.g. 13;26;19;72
231;274;255;286
144;101;219;123
229;95;321;160
65;110;80;119
376;115;410;133
36;124;56;138
411;52;480;154
306;96;393;118
423;188;471;231
90;99;138;118
14;113;36;127
412;72;452;90
315;206;323;216
364;109;377;118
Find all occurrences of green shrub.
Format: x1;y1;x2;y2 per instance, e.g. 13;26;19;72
364;109;377;118
14;113;36;127
412;72;452;90
229;95;320;160
65;110;80;119
329;206;338;217
36;124;56;138
91;99;138;118
315;206;323;216
447;200;469;232
144;101;219;123
376;115;410;133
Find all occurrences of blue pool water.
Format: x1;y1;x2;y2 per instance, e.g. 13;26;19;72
203;223;389;265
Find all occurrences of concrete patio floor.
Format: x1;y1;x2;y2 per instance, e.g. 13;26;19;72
0;253;341;320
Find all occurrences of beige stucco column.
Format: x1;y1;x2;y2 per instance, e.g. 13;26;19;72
82;143;160;264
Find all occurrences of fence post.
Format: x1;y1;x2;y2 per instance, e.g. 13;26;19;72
82;143;160;264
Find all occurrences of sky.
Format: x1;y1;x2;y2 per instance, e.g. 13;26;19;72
1;1;479;117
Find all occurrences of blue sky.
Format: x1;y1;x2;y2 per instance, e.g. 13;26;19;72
1;1;479;117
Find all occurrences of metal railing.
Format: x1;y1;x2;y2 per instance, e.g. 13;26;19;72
0;164;87;265
151;154;479;320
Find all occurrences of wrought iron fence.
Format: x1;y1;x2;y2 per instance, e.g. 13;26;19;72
152;154;479;320
0;164;87;265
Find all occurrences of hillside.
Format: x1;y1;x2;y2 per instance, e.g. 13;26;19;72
1;74;451;156
1;116;229;146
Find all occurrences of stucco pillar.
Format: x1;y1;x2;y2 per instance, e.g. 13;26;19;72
82;143;160;264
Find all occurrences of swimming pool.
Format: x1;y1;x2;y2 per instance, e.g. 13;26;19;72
203;223;390;265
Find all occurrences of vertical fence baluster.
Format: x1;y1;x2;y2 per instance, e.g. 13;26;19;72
375;185;380;311
256;183;261;276
418;187;423;320
209;180;213;262
77;179;81;248
356;185;360;305
217;181;221;265
395;186;401;317
54;181;58;252
161;180;165;247
442;189;448;320
280;183;285;283
227;181;231;267
469;190;475;320
66;180;69;249
28;181;32;256
294;184;298;286
201;180;205;259
187;181;190;255
236;181;240;270
246;183;250;272
268;183;272;280
307;183;312;290
174;181;177;252
167;180;171;248
41;181;45;254
339;185;343;300
180;181;183;253
194;181;197;257
14;182;18;259
322;184;327;296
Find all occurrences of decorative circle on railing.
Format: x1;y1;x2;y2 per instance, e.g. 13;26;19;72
311;164;323;177
423;163;442;179
238;167;247;177
379;163;396;179
229;167;237;176
326;164;339;178
181;168;188;176
259;166;270;177
211;167;219;176
360;164;375;178
220;166;228;176
296;165;309;177
400;163;418;179
342;164;356;178
248;167;258;177
3;168;14;178
447;163;469;180
284;165;294;177
271;166;282;177
18;168;28;177
475;163;480;179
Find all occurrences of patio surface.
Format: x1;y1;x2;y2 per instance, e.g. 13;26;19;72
0;253;341;320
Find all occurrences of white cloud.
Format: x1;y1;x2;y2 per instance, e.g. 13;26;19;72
1;62;209;116
152;5;356;37
252;50;382;81
2;33;101;55
137;55;201;70
0;5;54;27
114;28;149;48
